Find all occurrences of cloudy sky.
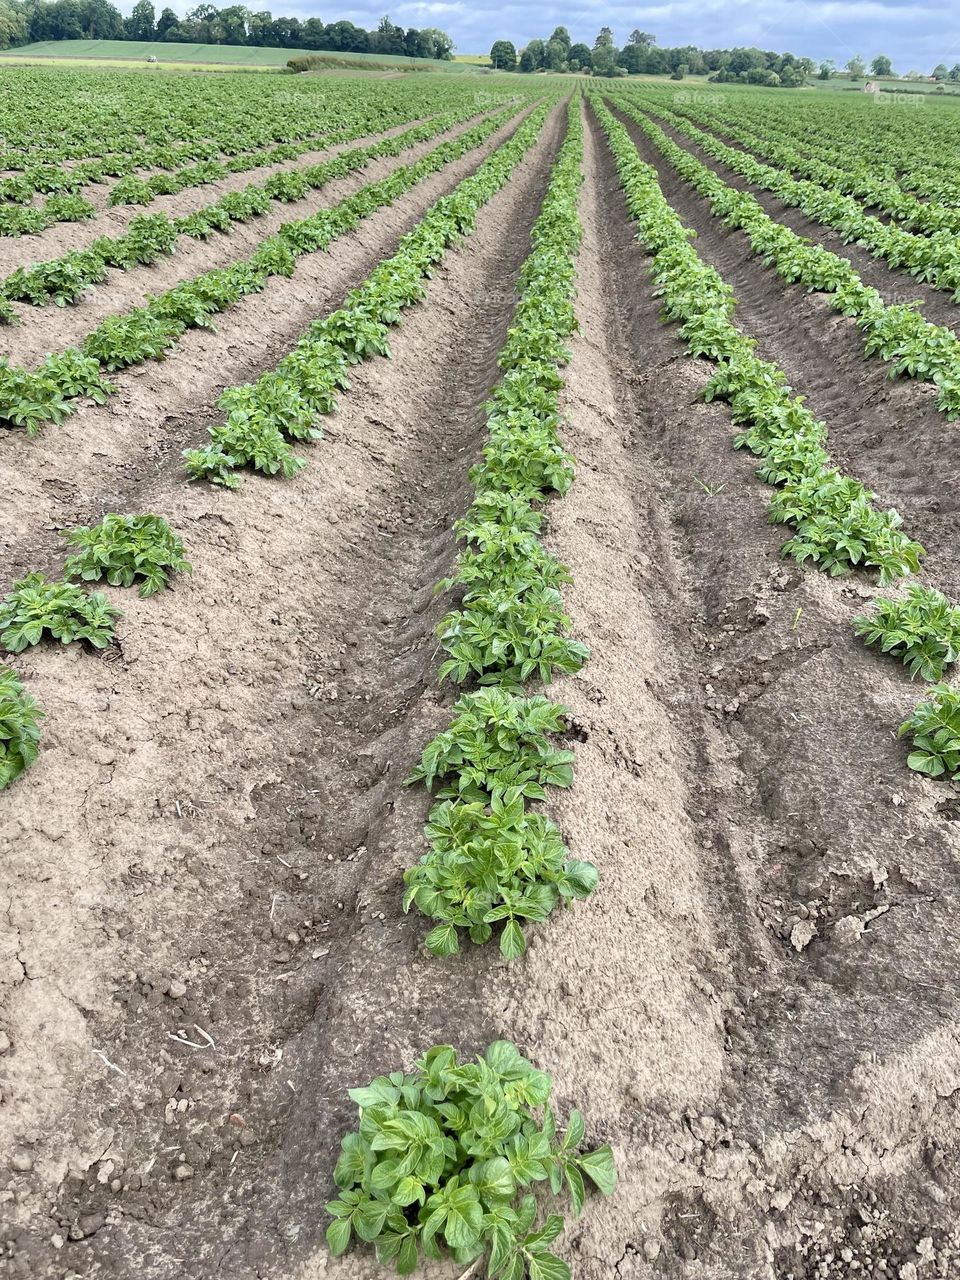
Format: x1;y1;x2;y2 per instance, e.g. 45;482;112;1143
270;0;959;69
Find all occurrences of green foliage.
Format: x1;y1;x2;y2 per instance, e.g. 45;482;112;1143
854;585;960;681
437;586;589;688
327;1041;616;1276
900;685;960;778
0;665;43;790
182;102;552;487
63;513;191;598
0;573;120;653
592;94;926;588
1;101;534;436
404;796;597;958
606;88;960;421
406;689;575;805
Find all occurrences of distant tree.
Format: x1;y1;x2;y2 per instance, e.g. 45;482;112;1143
125;0;155;39
420;27;453;58
544;39;567;70
871;54;893;76
518;38;545;72
591;41;618;76
154;4;177;36
301;16;324;47
628;29;655;45
817;58;834;78
670;62;688;79
845;54;865;79
932;62;949;79
593;26;614;49
779;63;804;87
569;41;592;69
727;46;766;74
548;25;570;54
950;64;960;81
0;0;27;46
489;38;516;70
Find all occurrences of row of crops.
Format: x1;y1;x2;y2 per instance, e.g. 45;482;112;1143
1;86;623;1278
4;66;960;1276
595;87;960;781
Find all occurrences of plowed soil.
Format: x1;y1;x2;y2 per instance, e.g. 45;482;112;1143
2;91;960;1280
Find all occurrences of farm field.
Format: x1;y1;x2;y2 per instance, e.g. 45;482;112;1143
2;62;960;1280
0;39;486;74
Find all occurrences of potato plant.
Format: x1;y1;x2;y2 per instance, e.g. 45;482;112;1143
855;585;960;681
64;514;192;598
900;685;960;778
327;1040;616;1277
404;796;597;958
0;573;121;653
0;665;43;790
406;690;575;805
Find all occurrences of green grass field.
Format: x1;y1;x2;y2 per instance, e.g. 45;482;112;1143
0;39;485;73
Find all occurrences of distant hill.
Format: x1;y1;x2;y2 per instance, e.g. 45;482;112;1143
0;39;485;73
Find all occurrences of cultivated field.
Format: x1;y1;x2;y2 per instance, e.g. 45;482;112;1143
0;40;485;73
2;63;960;1280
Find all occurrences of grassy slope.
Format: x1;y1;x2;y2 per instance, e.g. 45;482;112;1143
0;39;483;72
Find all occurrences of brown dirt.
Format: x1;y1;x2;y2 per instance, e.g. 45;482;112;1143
3;86;960;1280
571;96;960;1277
0;98;566;1280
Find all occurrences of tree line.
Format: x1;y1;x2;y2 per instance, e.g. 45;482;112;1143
0;1;454;58
490;28;960;86
820;54;960;81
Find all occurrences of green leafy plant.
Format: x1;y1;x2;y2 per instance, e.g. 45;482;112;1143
0;665;43;790
404;795;597;958
407;689;575;805
899;684;960;778
437;586;590;688
0;573;121;653
854;584;960;680
326;1040;616;1277
63;513;192;598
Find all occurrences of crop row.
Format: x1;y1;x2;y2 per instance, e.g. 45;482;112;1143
0;106;491;312
684;88;960;205
632;93;960;303
181;101;552;487
665;94;960;238
403;97;594;962
592;94;960;781
0;104;533;436
325;96;618;1280
605;92;960;419
0;68;500;170
0;76;524;236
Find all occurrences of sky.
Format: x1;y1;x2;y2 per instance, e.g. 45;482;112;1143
155;0;960;70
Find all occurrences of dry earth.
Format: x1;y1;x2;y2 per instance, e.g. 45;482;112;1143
1;92;959;1280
